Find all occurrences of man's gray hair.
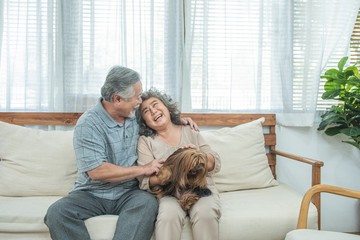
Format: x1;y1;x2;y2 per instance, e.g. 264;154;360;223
101;66;141;102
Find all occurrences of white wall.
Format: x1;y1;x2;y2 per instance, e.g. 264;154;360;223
276;125;360;232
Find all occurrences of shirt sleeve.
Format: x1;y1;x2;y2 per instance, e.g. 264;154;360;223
73;124;106;173
136;136;155;191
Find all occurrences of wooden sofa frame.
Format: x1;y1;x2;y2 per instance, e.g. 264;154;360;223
0;112;324;229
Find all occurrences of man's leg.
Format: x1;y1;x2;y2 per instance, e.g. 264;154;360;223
113;189;158;240
44;191;106;240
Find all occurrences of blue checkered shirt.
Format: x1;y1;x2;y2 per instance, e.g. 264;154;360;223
71;98;139;200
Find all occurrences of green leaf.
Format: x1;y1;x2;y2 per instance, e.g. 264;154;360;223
352;60;360;67
324;81;342;91
337;72;346;80
339;127;360;137
338;56;348;71
344;66;358;77
324;126;343;136
349;114;360;122
342;141;360;150
318;114;341;130
321;69;339;81
322;90;341;100
324;68;339;76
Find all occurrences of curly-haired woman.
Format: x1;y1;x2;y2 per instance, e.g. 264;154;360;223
136;88;221;240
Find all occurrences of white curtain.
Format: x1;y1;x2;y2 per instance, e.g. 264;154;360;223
0;0;183;112
182;0;360;126
0;0;359;127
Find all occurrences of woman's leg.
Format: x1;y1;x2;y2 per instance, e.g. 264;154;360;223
155;196;186;240
189;193;221;240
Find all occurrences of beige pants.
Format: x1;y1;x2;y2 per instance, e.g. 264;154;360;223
155;193;221;240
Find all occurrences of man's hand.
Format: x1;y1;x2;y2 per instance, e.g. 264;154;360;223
180;117;200;132
142;158;166;176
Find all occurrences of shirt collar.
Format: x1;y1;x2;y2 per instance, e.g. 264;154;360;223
94;97;136;128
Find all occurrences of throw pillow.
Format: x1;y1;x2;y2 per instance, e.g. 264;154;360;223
0;121;77;196
201;117;278;192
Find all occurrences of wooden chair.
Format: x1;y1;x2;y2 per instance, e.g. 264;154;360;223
285;184;360;240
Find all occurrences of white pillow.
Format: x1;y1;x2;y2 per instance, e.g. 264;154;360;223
201;118;278;192
0;121;77;196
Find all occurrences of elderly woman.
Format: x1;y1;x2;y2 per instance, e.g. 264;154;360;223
136;88;221;240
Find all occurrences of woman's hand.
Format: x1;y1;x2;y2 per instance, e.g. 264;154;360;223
178;144;199;150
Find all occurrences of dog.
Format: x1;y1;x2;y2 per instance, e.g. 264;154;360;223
150;148;212;210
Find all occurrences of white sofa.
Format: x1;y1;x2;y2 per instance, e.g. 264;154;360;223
0;113;320;240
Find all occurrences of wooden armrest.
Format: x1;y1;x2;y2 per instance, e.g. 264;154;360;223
297;184;360;229
271;150;324;167
271;149;324;229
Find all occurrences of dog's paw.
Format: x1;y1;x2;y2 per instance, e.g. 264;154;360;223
194;187;212;197
179;193;200;210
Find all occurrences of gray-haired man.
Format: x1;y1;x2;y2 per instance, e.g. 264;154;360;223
44;66;196;240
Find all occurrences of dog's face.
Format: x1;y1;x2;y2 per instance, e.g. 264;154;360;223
151;148;211;210
166;148;208;190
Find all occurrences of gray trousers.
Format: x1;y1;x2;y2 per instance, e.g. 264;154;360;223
44;189;158;240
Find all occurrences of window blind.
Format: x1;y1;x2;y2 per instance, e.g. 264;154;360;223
0;0;56;110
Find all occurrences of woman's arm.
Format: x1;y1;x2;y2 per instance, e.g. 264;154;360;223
197;132;221;175
137;136;165;190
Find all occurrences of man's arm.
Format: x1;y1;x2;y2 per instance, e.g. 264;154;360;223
181;117;199;131
87;158;165;182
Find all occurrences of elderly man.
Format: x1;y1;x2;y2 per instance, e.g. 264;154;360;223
44;66;196;240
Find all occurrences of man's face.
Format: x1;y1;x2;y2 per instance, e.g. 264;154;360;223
119;81;143;118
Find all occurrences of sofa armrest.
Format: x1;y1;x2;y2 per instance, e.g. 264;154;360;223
296;184;360;229
271;150;324;229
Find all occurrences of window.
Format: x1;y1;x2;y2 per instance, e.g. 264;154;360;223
0;1;56;110
0;0;358;123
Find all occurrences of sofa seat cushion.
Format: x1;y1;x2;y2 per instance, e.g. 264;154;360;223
85;215;193;240
219;183;318;240
0;183;317;240
0;195;192;240
0;196;62;233
285;229;360;240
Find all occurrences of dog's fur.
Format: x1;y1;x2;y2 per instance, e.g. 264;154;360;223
151;148;212;210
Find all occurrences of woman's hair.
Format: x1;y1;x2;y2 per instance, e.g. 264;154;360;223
136;88;182;137
101;66;141;102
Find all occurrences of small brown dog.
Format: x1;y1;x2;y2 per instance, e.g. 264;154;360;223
151;148;212;210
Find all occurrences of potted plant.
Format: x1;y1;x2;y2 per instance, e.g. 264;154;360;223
318;56;360;150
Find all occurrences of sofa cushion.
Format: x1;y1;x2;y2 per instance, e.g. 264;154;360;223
201;117;278;192
285;229;360;240
0;183;318;240
219;183;318;240
0;121;77;196
0;196;62;233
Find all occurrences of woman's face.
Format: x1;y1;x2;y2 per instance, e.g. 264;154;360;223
140;97;171;130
